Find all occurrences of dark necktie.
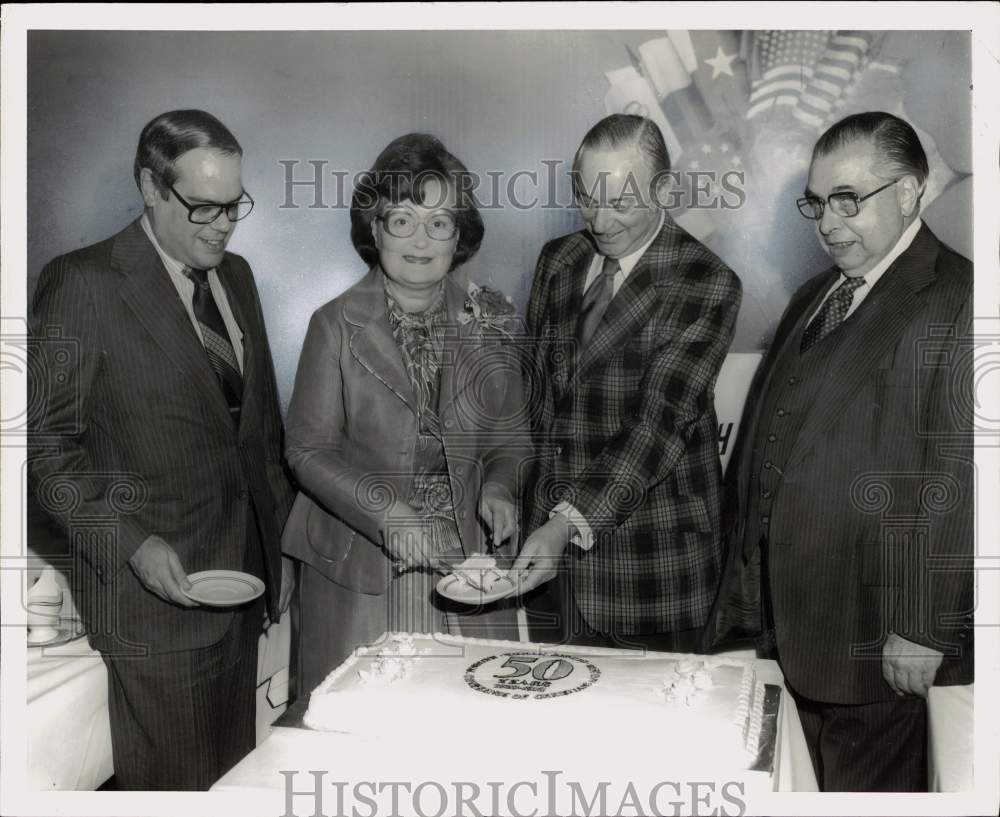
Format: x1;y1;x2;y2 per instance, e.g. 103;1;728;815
800;276;866;353
576;255;619;351
183;266;243;420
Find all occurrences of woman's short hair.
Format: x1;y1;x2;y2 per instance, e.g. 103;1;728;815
133;109;242;195
350;133;484;271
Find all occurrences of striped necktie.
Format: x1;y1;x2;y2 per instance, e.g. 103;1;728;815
183;266;243;421
800;276;866;353
577;255;619;351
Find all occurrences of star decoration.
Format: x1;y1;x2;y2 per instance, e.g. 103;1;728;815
704;46;737;80
689;160;702;171
701;144;713;156
720;143;730;154
732;156;743;168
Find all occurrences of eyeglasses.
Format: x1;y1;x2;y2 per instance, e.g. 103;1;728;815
796;179;898;220
168;183;255;224
378;208;458;241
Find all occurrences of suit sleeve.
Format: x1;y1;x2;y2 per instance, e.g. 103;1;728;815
896;287;974;662
569;264;742;531
28;256;150;580
479;318;534;506
243;262;295;533
284;308;388;543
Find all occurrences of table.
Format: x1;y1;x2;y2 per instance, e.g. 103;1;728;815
213;648;820;800
27;636;113;791
26;612;292;790
928;684;974;792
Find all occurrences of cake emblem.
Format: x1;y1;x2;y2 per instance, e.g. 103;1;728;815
464;652;600;700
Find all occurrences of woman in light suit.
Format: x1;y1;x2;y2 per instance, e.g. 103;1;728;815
283;133;531;690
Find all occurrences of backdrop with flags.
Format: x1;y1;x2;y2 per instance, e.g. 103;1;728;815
604;30;972;350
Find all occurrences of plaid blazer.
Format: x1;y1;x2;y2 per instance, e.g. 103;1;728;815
523;215;741;634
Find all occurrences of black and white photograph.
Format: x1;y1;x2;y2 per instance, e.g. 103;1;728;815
1;4;998;816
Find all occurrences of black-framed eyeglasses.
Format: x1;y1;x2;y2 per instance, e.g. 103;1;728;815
168;183;255;224
796;179;898;220
377;208;458;241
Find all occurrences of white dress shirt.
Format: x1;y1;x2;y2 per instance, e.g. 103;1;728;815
550;211;665;551
140;214;245;374
807;216;923;326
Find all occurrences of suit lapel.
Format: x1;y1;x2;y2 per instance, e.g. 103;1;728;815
215;259;258;436
532;235;593;398
785;226;939;469
570;219;677;387
344;267;416;413
439;276;479;414
113;220;236;429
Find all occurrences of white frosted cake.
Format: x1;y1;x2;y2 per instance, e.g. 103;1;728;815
304;633;778;787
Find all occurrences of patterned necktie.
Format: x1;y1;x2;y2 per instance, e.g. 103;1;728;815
183;267;243;420
576;255;619;351
800;276;866;353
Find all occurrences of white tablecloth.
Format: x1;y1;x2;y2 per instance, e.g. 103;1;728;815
26;612;292;791
27;637;113;791
928;683;974;792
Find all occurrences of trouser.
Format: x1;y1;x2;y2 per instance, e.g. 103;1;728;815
522;561;701;653
792;689;928;792
102;604;262;790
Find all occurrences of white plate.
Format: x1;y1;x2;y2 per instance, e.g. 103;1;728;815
436;571;519;605
184;570;264;607
27;621;87;647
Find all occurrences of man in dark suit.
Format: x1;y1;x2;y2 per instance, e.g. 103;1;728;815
703;112;974;791
28;109;294;790
514;114;742;652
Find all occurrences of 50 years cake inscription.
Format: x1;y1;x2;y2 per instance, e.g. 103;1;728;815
464;652;601;699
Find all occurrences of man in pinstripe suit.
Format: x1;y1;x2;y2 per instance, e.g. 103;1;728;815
515;114;742;653
28;110;294;789
704;112;974;791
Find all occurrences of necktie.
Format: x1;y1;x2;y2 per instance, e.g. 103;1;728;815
800;276;866;353
576;255;619;351
183;267;243;420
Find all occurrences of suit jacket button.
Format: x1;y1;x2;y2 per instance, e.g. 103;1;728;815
763;461;773;470
456;465;465;476
767;434;777;443
444;419;455;429
776;408;787;417
239;489;249;499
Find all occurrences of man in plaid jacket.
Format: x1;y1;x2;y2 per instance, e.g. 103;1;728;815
515;114;741;652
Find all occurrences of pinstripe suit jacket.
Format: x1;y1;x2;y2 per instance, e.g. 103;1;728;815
704;224;974;703
28;219;294;654
523;215;742;634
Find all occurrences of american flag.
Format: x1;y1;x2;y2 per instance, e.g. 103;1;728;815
793;31;879;127
746;30;876;126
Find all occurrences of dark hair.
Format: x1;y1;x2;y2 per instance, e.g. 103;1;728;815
571;113;671;190
813;111;929;188
350;133;484;271
133;109;242;195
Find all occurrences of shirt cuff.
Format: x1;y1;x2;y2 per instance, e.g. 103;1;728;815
550;502;595;551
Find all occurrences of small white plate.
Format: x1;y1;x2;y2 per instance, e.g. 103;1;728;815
27;621;87;647
184;570;265;607
436;571;518;605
